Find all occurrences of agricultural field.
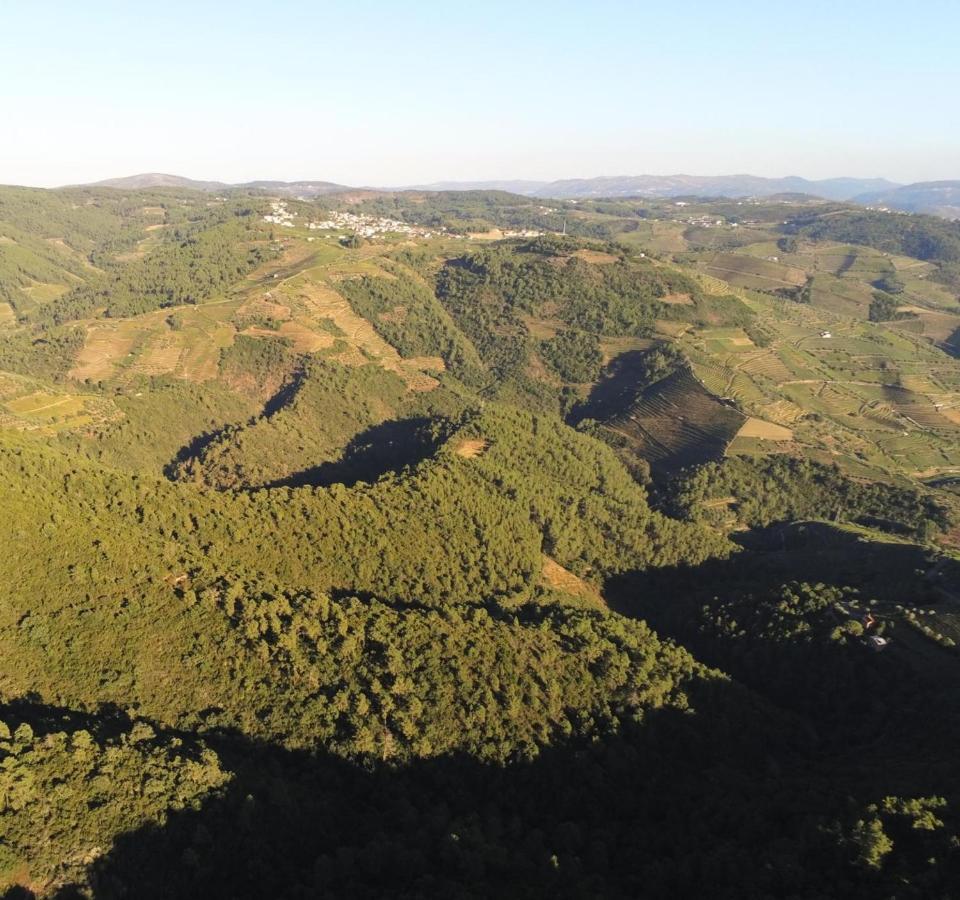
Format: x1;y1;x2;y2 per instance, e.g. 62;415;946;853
601;367;746;472
63;237;448;393
0;375;117;432
695;251;808;291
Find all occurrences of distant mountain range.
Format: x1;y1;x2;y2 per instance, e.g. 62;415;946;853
81;172;960;218
409;175;901;202
852;181;960;219
86;173;349;197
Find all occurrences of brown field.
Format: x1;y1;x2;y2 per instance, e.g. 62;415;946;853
757;399;807;425
736;418;794;441
519;313;564;339
22;281;70;304
700;253;808;289
287;278;442;390
738;351;795;384
69;321;145;382
573;249;618;265
894;306;960;344
0;302;15;326
237;294;292;321
540;555;603;605
244;322;335;354
655;320;693;338
454;438;490;458
135;333;185;376
179;323;235;382
661;292;694;305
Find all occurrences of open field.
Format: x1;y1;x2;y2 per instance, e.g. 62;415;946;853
696;252;808;290
62;239;446;391
454;438;490;458
540;555;603;606
736;417;793;440
1;384;118;433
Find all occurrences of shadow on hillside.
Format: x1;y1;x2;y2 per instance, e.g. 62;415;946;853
262;416;447;490
0;682;843;900
606;522;960;749
567;349;648;426
163;372;308;481
610;521;957;615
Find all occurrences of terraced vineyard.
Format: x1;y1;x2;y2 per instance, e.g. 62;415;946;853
603;367;746;472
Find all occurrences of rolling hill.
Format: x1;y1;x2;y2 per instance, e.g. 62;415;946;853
855;180;960;219
84;173;351;196
3;183;960;897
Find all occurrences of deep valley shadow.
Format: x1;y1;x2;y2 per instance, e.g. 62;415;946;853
261;416;449;490
0;685;862;900
606;521;960;752
568;349;649;426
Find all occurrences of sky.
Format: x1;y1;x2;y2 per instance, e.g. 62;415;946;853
1;0;958;188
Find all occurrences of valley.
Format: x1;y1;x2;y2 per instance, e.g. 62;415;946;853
2;183;960;897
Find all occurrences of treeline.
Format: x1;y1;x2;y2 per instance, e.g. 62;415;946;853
0;326;85;381
174;359;442;490
430;237;709;395
0;185;154;254
0;712;228;892
666;455;952;539
334;262;484;381
36;210;277;325
786;208;960;265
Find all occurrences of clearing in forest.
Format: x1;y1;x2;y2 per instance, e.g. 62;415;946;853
454;438;489;458
540;555;603;606
289;277;443;391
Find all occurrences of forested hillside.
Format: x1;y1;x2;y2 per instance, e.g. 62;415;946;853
2;184;960;898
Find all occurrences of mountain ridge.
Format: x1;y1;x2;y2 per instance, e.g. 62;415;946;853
78;172;960;217
854;179;960;219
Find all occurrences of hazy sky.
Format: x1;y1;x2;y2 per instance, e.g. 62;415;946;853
2;0;958;187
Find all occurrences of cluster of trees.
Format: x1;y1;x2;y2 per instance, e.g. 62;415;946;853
38;210;277;325
5;186;960;897
437;237;700;338
174;359;434;490
666;455;952;540
539;329;602;382
59;375;260;473
869;290;911;322
335;262;483;381
217;333;297;400
0;712;228;891
787;208;960;266
0;326;85;381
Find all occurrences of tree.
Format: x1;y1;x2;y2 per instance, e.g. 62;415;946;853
851;816;893;869
777;237;798;254
874;274;905;294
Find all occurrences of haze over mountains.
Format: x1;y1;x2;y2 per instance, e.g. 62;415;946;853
82;172;960;218
88;173;349;196
411;174;901;202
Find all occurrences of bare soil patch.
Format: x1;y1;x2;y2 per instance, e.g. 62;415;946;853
69;322;143;382
573;249;618;265
736;417;794;441
454;438;489;458
295;280;441;390
661;292;694;305
540;556;603;605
